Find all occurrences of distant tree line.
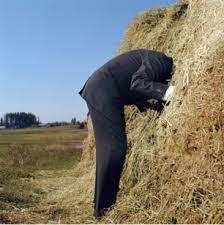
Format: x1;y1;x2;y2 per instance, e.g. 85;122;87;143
0;118;3;126
0;112;40;129
46;121;70;127
71;117;86;129
0;113;87;129
45;120;86;129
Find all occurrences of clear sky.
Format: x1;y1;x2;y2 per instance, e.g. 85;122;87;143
0;0;177;123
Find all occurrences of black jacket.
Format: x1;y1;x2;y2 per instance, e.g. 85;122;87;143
79;49;173;112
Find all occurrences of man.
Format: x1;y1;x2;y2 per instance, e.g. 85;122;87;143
78;49;174;219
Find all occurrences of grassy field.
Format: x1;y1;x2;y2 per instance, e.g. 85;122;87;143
0;126;87;223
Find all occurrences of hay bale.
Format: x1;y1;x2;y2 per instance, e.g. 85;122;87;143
65;0;224;223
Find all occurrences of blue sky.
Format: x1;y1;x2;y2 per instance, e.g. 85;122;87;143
0;0;177;123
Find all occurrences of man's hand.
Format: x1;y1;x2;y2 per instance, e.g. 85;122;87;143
163;85;175;102
136;100;165;113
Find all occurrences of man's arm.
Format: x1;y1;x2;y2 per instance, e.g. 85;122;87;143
135;85;175;112
135;100;166;113
129;64;169;101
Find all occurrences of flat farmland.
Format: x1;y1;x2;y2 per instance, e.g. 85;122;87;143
0;126;87;223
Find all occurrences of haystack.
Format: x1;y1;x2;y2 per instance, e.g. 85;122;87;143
54;0;224;223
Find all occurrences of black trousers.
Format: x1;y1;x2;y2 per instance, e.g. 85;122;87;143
86;101;127;218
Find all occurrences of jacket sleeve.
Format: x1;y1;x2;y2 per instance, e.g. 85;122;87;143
135;100;150;112
130;63;169;100
135;100;166;112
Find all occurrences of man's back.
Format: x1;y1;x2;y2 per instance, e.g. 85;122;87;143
100;49;172;104
79;49;173;109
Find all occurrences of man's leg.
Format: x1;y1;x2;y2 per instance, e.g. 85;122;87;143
86;102;127;219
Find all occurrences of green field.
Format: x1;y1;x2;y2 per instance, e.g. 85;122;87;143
0;126;87;223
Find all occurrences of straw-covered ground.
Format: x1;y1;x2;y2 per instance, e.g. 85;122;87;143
1;0;224;223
